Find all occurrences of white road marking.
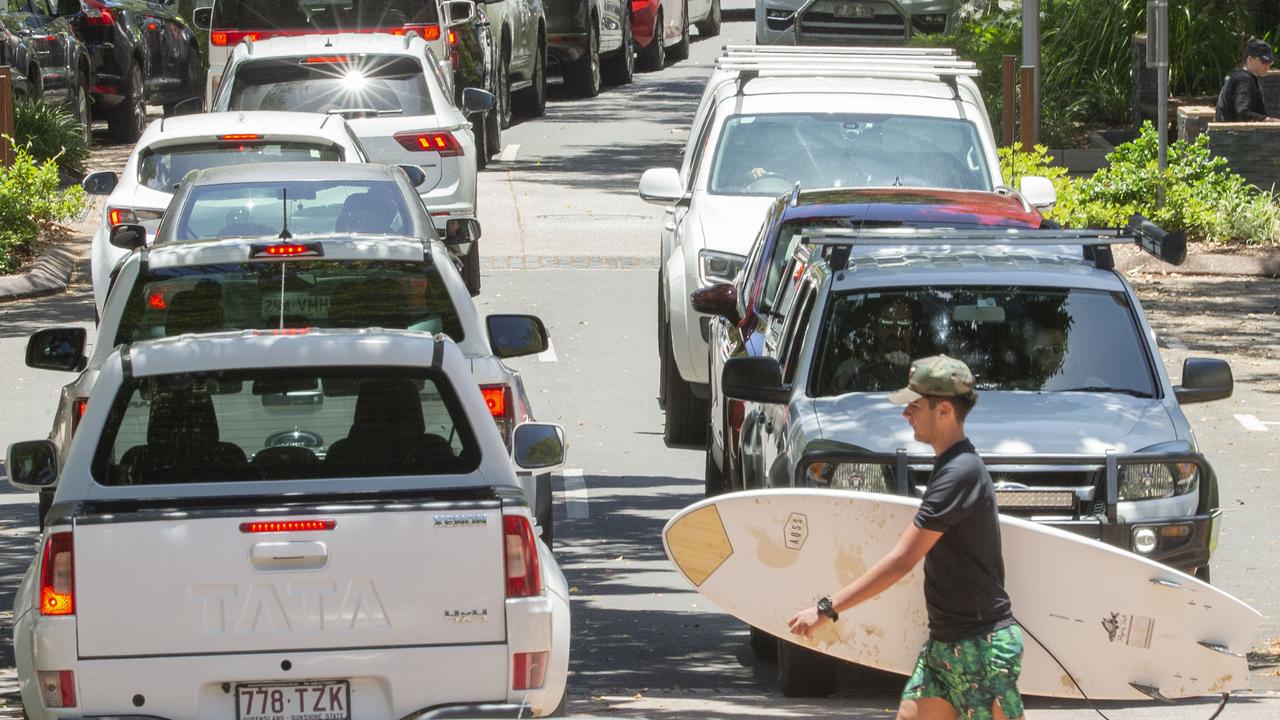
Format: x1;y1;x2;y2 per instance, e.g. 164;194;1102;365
500;143;521;163
1163;336;1187;350
561;469;589;519
0;493;37;506
538;339;558;363
1235;414;1269;432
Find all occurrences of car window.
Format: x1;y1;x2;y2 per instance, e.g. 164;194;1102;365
91;365;479;485
172;179;413;240
707;113;992;196
212;0;439;29
683;103;719;190
137;141;345;192
811;286;1157;397
226;55;434;116
779;281;816;385
113;260;465;346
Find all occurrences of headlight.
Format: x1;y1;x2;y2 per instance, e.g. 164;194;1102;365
698;250;746;286
804;462;891;493
1117;463;1198;501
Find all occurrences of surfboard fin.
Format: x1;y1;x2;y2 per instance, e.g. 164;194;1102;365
1129;683;1174;703
1198;641;1246;658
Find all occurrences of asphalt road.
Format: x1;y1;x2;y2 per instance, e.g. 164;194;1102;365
1;14;1279;720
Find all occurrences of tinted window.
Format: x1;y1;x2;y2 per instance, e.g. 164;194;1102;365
92;366;478;485
227;56;433;116
172;179;413;240
138;141;344;192
114;260;464;346
811;287;1155;397
708;113;992;196
212;0;438;29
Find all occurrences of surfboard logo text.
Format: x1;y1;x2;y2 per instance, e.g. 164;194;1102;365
785;513;808;551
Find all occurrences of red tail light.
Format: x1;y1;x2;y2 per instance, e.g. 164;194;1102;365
37;670;76;708
107;207;163;227
503;515;541;598
480;384;513;445
394;131;463;156
39;532;74;616
240;519;336;533
512;651;548;690
211;30;263;46
84;0;114;26
448;29;459;69
394;23;441;41
70;398;88;437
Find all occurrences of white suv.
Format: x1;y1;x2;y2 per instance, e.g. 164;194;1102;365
637;46;1052;444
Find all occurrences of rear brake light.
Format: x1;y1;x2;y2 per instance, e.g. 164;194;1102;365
70;398;88;437
84;0;114;26
394;23;441;41
448;29;456;46
303;55;350;64
37;670;75;708
240;519;336;533
108;207;163;227
249;242;324;258
211;30;263;46
512;651;548;690
39;532;74;616
481;384;513;446
394;131;463;156
503;515;541;598
218;133;261;141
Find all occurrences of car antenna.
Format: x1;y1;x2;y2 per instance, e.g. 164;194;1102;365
278;188;293;240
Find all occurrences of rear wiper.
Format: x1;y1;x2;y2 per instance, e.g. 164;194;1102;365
326;108;403;118
1060;386;1154;398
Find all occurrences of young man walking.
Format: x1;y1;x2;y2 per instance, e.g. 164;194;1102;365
787;355;1023;720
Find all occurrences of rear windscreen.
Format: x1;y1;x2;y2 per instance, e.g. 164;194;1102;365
92;366;479;485
138;141;344;192
172;179;414;240
212;0;439;30
226;56;433;116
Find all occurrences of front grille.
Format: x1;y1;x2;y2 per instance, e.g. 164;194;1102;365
910;468;1101;518
797;0;908;43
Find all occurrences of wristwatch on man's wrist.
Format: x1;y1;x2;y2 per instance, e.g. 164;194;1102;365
816;596;839;622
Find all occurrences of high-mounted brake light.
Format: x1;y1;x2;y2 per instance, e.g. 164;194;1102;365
240;519;336;533
250;242;324;258
39;532;74;616
394;131;463;156
303;55;350;64
503;515;541;598
218;133;261;141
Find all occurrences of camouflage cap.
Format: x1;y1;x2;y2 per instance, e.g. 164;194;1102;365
887;355;977;405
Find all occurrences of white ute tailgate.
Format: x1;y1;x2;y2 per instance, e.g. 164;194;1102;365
74;507;507;657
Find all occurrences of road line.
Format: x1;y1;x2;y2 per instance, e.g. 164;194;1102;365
1234;414;1269;432
1163;336;1187;350
561;469;589;519
0;493;37;506
538;339;558;363
500;143;520;163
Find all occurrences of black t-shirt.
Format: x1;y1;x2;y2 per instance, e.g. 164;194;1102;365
913;439;1013;642
1216;68;1269;122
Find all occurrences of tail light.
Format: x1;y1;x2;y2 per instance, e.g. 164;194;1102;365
107;207;163;227
448;29;459;70
512;651;548;690
480;384;513;446
39;532;75;616
394;130;463;156
211;30;262;46
84;0;114;26
37;670;76;708
395;24;441;41
70;398;88;437
503;515;541;598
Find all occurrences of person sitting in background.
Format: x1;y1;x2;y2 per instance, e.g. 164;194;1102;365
1215;38;1278;122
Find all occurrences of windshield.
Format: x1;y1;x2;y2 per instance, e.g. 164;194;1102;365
811;287;1156;397
211;0;438;30
171;179;413;240
92;366;478;485
708;113;992;196
138;141;344;193
226;56;433;116
113;260;464;346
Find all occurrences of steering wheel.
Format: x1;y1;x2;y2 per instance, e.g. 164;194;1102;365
744;172;793;194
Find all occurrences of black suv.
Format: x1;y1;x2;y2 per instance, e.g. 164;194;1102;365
62;0;204;142
0;0;93;139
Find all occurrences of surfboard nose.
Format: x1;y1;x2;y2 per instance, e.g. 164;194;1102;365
665;504;735;587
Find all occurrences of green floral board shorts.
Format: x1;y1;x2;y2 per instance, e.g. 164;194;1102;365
901;624;1025;720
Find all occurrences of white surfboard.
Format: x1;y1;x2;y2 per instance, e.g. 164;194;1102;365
662;489;1260;700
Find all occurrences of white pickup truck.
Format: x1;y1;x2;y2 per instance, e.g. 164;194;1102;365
7;330;570;719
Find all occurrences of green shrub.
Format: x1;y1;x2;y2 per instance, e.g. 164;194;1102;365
0;143;86;273
14;99;89;178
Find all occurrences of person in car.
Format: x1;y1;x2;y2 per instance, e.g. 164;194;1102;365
1215;37;1278;122
830;295;921;393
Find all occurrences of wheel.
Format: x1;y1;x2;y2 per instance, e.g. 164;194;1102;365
472;112;489;169
464;238;481;296
108;62;146;144
601;8;634;86
696;0;722;37
514;37;547;117
776;639;839;697
662;321;708;446
563;22;601;97
72;74;91;145
749;625;777;660
497;48;512;130
638;10;666;71
669;4;690;62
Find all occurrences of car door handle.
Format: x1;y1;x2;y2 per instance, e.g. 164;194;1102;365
250;541;328;571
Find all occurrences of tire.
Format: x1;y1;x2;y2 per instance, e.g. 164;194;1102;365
696;0;722;37
514;37;547;118
776;639;839;697
472;112;489;170
638;10;666;71
108;62;146;144
662;322;708;446
72;74;91;146
669;5;690;62
749;624;778;660
563;22;601;97
497;48;512;130
601;8;634;86
464;237;481;295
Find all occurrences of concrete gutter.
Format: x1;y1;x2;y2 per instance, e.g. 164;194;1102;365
0;241;80;302
1116;246;1280;277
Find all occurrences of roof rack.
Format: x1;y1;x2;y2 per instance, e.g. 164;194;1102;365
797;214;1186;271
715;56;978;73
723;44;958;57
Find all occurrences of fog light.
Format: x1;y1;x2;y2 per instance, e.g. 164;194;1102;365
1133;527;1158;554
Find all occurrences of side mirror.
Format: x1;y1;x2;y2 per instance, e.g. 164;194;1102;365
396;163;427;187
172;97;203;116
82;170;119;196
7;440;58;490
109;223;147;250
1019;175;1056;210
26;327;87;372
722;357;791;404
638;167;683;204
443;0;477;26
511;422;565;471
442;218;478;256
461;87;495;116
1174;358;1233;404
487;314;550;358
192;6;213;30
690;282;740;325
